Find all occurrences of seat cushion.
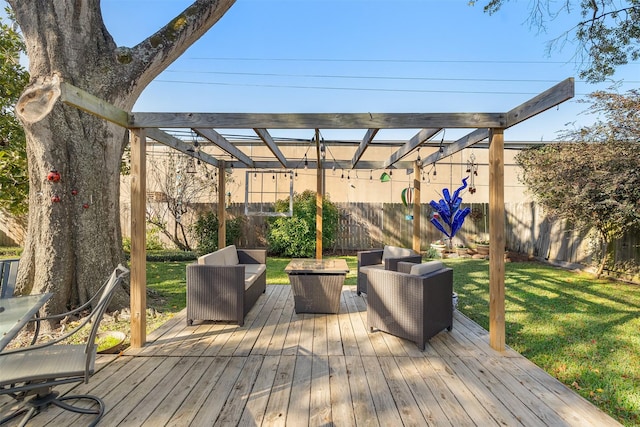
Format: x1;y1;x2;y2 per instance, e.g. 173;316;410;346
382;245;414;260
244;264;266;290
244;264;266;276
410;261;445;276
359;264;384;274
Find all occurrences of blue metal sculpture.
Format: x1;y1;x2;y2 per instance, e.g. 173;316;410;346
429;177;471;240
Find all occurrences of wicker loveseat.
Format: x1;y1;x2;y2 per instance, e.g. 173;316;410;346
365;260;453;349
186;245;266;326
356;245;421;295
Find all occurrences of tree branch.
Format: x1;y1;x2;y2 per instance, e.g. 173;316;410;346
123;0;236;94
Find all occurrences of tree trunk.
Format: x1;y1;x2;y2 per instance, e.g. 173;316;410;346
8;0;236;315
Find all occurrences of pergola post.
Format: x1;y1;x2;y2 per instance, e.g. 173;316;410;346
413;161;421;254
130;128;147;348
316;129;323;259
489;128;506;351
218;160;226;250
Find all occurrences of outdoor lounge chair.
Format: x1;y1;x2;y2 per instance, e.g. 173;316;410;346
0;264;129;427
356;245;421;295
365;260;453;349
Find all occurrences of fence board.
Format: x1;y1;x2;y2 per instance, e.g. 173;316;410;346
220;202;636;276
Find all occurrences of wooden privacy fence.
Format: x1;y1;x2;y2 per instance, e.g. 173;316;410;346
227;202;639;271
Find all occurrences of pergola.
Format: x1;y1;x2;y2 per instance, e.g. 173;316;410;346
56;77;574;352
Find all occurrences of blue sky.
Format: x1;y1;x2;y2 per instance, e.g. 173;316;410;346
20;1;640;141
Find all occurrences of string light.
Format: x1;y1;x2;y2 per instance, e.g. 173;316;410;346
304;154;308;169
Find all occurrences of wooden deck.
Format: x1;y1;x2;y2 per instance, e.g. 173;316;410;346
1;284;620;426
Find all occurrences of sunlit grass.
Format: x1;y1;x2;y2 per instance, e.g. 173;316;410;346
443;258;640;426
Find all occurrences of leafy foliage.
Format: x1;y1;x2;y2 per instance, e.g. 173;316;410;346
191;211;244;256
0;11;29;217
267;190;339;257
517;89;640;276
473;1;640;82
516;141;640;275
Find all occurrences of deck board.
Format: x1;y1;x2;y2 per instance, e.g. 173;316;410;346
2;284;622;427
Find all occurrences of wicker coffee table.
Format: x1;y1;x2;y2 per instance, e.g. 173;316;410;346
285;258;349;314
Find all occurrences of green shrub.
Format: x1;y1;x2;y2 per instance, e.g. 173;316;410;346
191;211;245;255
0;247;22;257
122;224;165;252
267;190;339;257
146;250;197;262
123;250;197;262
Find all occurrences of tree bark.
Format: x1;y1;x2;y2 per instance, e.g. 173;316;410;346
8;0;236;315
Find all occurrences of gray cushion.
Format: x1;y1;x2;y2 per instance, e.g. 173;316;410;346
199;251;225;266
410;261;445;276
382;245;414;260
223;245;239;265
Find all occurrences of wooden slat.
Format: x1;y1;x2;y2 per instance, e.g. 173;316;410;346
382;127;441;168
59;81;129;128
350;128;379;167
130;112;507;129
195;127;254;167
146;128;219;167
420;127;489;168
506;77;575;128
254;128;287;167
30;285;622;427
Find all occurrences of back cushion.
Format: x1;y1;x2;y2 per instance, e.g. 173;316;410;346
223;245;240;265
410;261;445;276
382;245;413;260
199;250;226;266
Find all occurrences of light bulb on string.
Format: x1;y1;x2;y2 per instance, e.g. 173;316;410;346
304;154;308;169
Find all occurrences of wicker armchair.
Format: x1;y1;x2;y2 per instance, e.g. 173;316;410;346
365;261;453;349
356;246;421;295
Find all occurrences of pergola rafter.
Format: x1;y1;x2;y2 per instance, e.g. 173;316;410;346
194;127;255;167
55;77;575;352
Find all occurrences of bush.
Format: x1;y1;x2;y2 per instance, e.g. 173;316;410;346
267;190;339;257
0;247;21;257
122;225;165;252
123;250;197;262
191;211;244;255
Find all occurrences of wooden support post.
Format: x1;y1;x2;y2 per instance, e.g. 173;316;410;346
130;129;147;348
316;129;323;259
218;160;226;250
413;161;421;254
489;128;506;352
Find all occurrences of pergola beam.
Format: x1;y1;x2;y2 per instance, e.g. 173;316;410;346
421;128;490;167
254;128;287;167
59;81;130;128
506;77;575;128
146;128;219;167
130;112;507;129
194;128;254;167
383;128;441;168
351;128;379;168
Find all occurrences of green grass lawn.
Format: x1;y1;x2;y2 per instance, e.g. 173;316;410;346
144;257;638;426
442;258;639;426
